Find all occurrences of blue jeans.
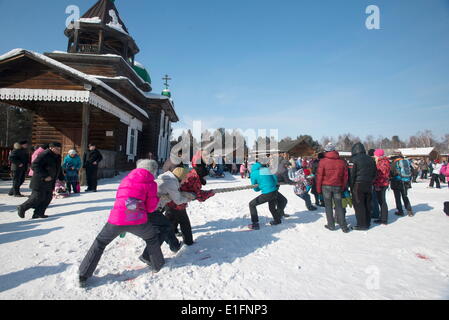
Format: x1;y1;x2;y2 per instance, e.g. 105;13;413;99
297;193;313;209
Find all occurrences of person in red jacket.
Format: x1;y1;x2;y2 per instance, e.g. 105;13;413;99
372;149;391;225
165;164;215;245
316;143;350;233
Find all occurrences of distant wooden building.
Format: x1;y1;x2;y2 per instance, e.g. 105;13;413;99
0;0;178;178
278;139;317;158
398;147;437;160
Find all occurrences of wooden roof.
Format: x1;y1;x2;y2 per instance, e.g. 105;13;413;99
64;0;139;56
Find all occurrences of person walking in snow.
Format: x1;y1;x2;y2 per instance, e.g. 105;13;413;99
429;159;442;189
17;142;65;219
8;141;29;197
372;149;391;225
78;160;164;288
165;163;215;245
62;150;81;194
316;143;350;233
349;143;377;231
82;143;103;192
390;155;414;217
248;161;288;230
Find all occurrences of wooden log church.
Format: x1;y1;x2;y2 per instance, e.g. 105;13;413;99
0;0;178;178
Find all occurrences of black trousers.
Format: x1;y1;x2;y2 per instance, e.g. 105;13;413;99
9;168;26;196
393;185;412;214
165;207;194;245
429;174;441;188
20;188;53;217
148;210;181;251
375;186;389;223
249;191;285;224
79;221;164;279
86;166;98;191
352;182;373;228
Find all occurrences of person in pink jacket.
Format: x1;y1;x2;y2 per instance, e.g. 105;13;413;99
28;144;47;177
78;159;164;288
441;162;449;187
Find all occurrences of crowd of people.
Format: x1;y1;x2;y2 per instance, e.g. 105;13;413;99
259;142;449;233
7;141;103;219
4;140;449;288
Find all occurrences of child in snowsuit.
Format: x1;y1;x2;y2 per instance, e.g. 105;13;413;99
240;161;248;179
292;168;317;211
248;162;288;230
165;164;215;245
78;161;164;287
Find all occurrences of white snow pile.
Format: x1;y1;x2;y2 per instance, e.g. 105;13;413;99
79;17;102;24
0;173;448;300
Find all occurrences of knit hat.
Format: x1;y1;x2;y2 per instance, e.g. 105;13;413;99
136;159;159;176
324;143;336;152
374;149;385;157
172;167;189;181
68;149;77;155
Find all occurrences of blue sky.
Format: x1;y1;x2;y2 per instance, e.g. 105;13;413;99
1;0;448;141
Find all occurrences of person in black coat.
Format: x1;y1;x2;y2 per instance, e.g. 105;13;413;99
17;142;65;219
83;143;103;192
8;140;29;197
349;143;377;230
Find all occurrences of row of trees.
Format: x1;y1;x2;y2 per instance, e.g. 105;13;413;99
320;131;449;152
0;104;33;147
171;129;449;156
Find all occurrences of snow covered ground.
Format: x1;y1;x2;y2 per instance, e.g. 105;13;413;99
0;173;448;300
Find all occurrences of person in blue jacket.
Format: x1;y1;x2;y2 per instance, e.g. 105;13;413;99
248;161;288;230
63;150;82;193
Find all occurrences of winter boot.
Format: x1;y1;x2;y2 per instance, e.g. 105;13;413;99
79;276;88;288
395;211;405;216
324;225;335;231
17;206;25;219
139;255;152;268
170;241;183;253
408;210;414;217
248;223;260;230
307;205;317;211
269;219;282;226
341;226;351;233
353;226;369;231
374;219;387;225
282;213;290;218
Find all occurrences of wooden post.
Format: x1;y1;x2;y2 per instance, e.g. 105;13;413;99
79;102;90;186
72;29;80;53
98;30;104;54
